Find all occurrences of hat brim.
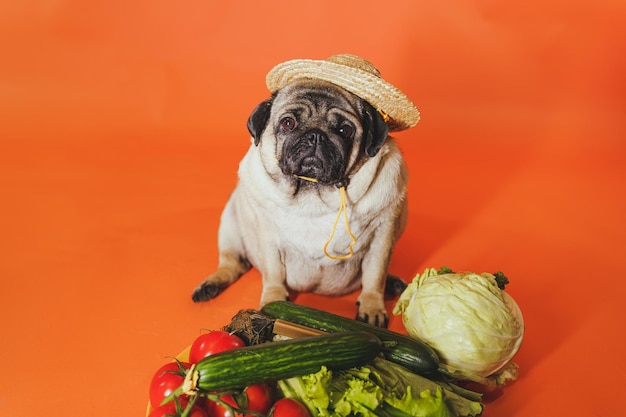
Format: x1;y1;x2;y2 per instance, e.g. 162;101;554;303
266;59;420;132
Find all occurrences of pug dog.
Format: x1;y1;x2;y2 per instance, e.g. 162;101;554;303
192;57;417;327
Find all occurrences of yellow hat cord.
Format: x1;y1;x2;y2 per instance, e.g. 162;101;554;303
377;108;391;123
293;174;357;260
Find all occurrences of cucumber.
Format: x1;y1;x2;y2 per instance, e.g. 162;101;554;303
193;331;381;391
261;301;444;378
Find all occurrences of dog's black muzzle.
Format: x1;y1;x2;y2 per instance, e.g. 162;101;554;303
280;129;346;185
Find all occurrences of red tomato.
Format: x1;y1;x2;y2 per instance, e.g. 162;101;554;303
149;361;190;408
188;331;245;364
148;402;177;417
186;406;209;417
205;394;237;417
269;398;311;417
206;384;272;417
148;402;208;417
242;383;272;414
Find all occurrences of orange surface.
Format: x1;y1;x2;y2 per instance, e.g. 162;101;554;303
1;1;625;416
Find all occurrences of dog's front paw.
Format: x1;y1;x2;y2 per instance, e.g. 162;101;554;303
259;286;290;308
192;281;225;302
356;293;389;327
355;306;389;327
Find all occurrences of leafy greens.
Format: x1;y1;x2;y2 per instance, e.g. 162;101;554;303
278;357;483;417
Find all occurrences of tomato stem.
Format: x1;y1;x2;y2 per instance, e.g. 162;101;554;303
179;393;200;417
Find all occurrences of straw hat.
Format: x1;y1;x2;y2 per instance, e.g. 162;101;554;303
265;54;420;131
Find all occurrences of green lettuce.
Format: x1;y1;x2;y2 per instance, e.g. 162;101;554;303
383;386;448;417
278;358;483;417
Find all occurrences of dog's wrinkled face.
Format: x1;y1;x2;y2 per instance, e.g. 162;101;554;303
247;79;389;186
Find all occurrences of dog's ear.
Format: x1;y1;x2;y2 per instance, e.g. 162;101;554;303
360;99;390;157
247;97;274;146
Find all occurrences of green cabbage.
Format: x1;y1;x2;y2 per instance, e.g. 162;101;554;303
393;268;524;384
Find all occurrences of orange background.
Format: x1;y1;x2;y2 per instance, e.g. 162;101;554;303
1;1;625;416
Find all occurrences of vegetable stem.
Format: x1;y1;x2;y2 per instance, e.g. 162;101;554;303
493;271;509;290
272;319;326;338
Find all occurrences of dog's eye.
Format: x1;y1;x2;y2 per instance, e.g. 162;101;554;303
280;117;297;132
338;124;354;139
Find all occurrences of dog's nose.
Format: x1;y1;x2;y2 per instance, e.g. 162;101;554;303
305;129;326;145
